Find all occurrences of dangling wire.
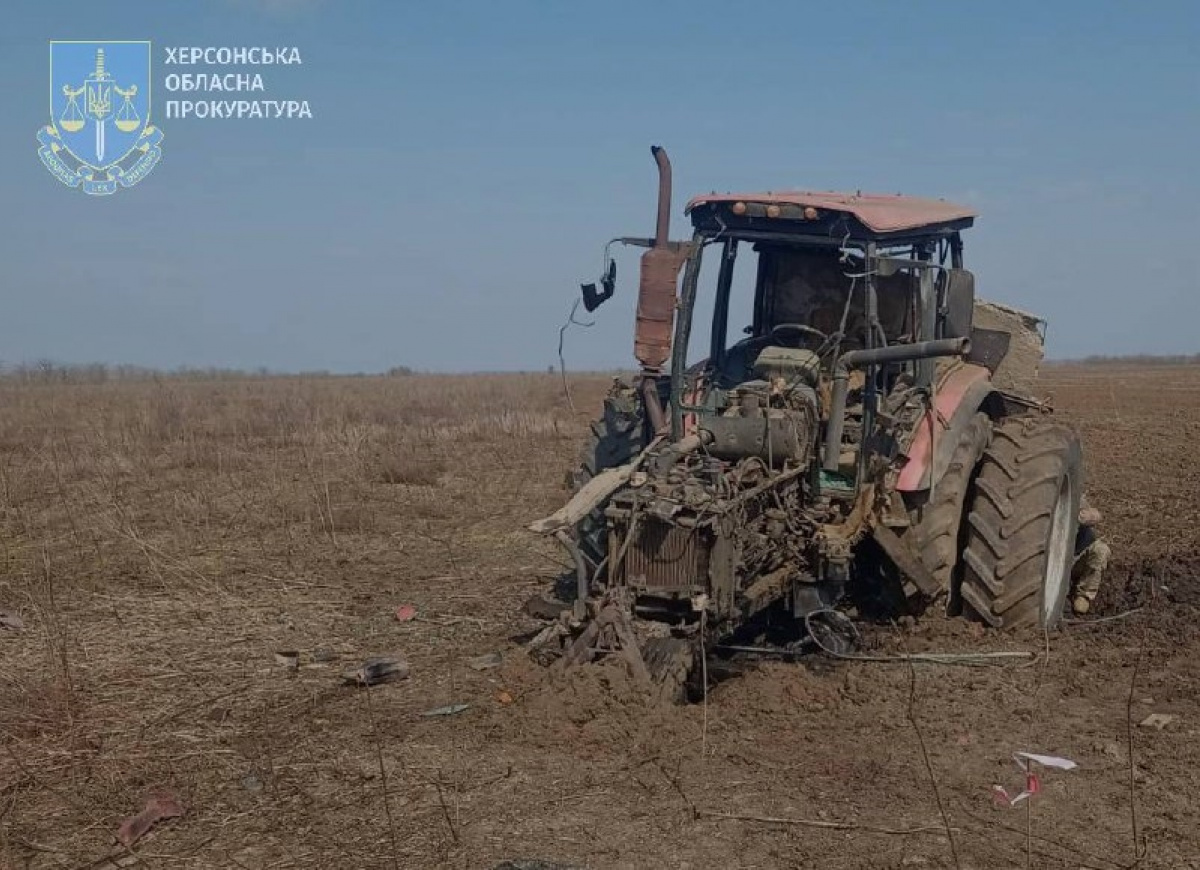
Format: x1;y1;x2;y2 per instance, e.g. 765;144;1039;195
708;213;729;246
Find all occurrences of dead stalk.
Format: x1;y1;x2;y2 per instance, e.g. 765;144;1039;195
904;654;961;869
700;612;708;761
47;434;83;549
698;809;954;836
322;476;338;550
363;686;401;870
417;523;461;575
299;439;338;549
1124;573;1157;866
655;760;697;821
37;548;76;729
433;774;461;846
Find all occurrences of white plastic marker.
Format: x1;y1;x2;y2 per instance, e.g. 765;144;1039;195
1014;752;1078;771
992;752;1077;807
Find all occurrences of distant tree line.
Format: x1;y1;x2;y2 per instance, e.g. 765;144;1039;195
0;361;619;384
1047;354;1200;366
23;354;1150;382
0;361;300;384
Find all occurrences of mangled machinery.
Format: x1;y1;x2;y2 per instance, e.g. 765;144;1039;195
531;147;1083;697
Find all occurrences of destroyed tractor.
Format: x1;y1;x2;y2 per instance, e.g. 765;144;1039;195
530;146;1083;698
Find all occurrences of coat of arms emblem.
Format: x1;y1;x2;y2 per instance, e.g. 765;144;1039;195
38;41;163;195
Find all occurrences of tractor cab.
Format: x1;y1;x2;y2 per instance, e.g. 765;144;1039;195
577;151;991;507
648;191;983;504
682;190;980;404
707;244;940;390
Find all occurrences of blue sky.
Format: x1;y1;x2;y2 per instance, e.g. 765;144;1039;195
1;0;1196;372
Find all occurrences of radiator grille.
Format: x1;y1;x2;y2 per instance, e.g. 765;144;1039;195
617;518;710;592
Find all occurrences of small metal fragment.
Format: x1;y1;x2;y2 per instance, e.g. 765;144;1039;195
341;656;410;686
421;703;470;717
468;652;503;671
1138;713;1177;730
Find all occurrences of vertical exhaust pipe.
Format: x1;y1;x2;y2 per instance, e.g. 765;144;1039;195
651;145;672;248
636;145;686;434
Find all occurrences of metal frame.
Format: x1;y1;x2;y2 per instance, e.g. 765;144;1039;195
668;219;971;498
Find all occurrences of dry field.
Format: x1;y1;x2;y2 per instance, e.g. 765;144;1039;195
0;365;1198;869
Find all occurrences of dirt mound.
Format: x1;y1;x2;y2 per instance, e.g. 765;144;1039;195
1089;555;1200;648
973;299;1045;394
502;655;687;755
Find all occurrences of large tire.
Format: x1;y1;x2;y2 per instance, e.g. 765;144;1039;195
568;385;646;569
960;417;1083;630
906;412;993;600
641;637;696;705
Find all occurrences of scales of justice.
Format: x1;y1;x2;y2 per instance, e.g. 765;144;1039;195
58;47;141;164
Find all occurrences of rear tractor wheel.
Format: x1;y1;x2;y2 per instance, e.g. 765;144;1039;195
959;417;1083;630
906;412;993;607
568;382;647;571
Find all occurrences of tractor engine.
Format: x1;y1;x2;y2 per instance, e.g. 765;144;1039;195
706;349;821;467
604;347;825;629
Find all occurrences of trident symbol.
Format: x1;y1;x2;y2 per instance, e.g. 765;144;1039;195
59;48;140;163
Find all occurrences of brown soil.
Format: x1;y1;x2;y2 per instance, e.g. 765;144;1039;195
1;364;1198;869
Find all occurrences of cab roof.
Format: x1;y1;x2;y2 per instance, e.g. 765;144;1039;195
685;190;976;240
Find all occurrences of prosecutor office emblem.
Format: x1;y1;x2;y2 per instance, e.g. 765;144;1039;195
38;41;163;195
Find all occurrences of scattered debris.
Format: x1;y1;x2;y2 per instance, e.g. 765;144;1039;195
992;781;1037;808
0;610;23;632
311;648;335;663
116;790;185;848
526;622;569;665
341;656;410;686
417;614;485;627
468;651;503;671
274;650;299;671
1139;712;1177;730
421;703;470;717
697;808;949;835
992;751;1077;807
496;690;513;705
1014;751;1077;771
523;593;568;621
395;604;418;622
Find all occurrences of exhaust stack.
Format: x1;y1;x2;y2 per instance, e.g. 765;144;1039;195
652;145;671;247
634;146;691;389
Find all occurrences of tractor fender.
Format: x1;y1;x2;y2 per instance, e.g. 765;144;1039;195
896;363;997;492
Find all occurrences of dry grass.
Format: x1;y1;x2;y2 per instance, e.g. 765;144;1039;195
0;372;601;869
1;367;1198;869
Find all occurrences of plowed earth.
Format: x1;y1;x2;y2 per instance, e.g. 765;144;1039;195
0;364;1197;869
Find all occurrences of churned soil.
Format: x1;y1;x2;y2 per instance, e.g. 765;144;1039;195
1;363;1198;869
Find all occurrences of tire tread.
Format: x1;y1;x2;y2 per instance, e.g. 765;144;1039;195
960;417;1083;630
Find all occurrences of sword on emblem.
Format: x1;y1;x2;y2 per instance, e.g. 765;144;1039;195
82;48;115;164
